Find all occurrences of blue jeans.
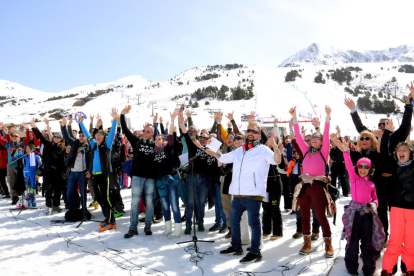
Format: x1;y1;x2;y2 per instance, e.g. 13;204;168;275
230;197;262;254
210;181;226;226
158;180;181;223
185;175;208;224
130;176;155;229
67;171;87;210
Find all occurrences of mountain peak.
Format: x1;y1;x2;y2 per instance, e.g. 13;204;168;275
278;43;414;67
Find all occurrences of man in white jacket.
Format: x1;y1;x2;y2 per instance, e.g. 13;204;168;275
206;122;281;264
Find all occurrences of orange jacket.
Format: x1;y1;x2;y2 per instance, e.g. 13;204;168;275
287;159;302;177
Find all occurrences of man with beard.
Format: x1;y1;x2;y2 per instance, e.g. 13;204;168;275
178;112;210;235
206;122;281;264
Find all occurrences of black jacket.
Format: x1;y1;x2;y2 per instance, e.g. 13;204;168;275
120;114;156;179
61;125;91;169
88;142;112;175
154;132;181;179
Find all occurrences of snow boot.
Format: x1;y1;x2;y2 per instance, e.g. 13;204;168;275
31;198;37;207
144;227;152;235
299;235;312;255
124;229;138;239
169;223;182;238
198;221;205;232
162;220;173;237
46;207;53;216
324;237;334;258
239;251;262;264
184;223;192;235
53;206;63;213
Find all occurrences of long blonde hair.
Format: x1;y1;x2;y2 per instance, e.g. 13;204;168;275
357;130;377;152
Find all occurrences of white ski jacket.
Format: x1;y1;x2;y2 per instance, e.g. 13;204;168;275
218;145;277;198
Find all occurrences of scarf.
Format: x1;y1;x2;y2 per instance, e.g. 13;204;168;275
398;160;412;167
308;146;320;153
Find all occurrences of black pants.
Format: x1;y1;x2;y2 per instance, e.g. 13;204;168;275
345;212;376;274
45;171;64;208
289;173;301;200
331;164;350;196
296;206;320;233
109;173;124;213
281;174;292;210
262;200;283;236
93;173;114;223
0;168;9;195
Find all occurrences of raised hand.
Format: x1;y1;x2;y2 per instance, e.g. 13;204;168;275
121;105;132;115
289;106;297;118
267;133;277;148
96;118;102;128
335;125;340;132
44;118;49;125
325;105;331;116
301;125;306;134
3;125;8;134
278;143;284;152
344;98;356;111
68;117;73;126
78;113;85;123
311;117;320;128
372;129;383;139
178;112;184;124
288;118;293;130
90;115;94;122
215;112;223;123
0;122;3;129
184;117;188;125
30;118;36;129
227;121;232;128
225;111;234;121
110;108;119;119
170;109;179;121
153;112;158;124
248;111;256;120
61;116;67;126
22;122;29;130
385;119;394;132
185;109;192;118
159;116;163;124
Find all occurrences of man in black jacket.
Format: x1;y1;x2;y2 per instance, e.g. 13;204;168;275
120;105;157;237
60;116;91;212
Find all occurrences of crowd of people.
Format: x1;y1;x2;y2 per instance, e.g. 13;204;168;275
2;82;414;275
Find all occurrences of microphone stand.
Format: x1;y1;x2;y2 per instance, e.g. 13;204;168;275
177;148;214;252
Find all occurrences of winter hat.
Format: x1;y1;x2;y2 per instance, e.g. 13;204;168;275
357;158;372;168
54;132;62;138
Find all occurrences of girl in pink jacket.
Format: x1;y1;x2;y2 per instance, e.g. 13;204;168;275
332;135;385;276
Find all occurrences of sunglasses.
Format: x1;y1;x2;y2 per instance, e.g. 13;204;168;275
311;136;322;140
53;136;61;139
359;137;371;141
233;136;243;141
378;123;386;127
246;129;259;134
358;165;370;170
199;136;208;140
11;135;19;138
142;130;151;134
188;130;197;133
305;139;311;143
79;134;85;137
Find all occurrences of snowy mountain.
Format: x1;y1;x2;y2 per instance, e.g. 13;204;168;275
279;43;414;67
0;62;413;139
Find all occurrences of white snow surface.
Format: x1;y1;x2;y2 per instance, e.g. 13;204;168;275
0;188;404;276
279;43;414;67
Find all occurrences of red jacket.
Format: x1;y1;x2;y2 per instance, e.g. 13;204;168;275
0;143;7;169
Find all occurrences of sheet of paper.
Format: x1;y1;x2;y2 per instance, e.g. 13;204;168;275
207;137;222;152
179;153;189;166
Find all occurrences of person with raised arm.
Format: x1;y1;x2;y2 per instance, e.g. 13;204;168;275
205;121;281;264
78;108;119;231
31;118;66;215
331;134;383;276
289;105;334;257
120;105;157;237
178;111;210;235
60;116;91;212
154;109;183;238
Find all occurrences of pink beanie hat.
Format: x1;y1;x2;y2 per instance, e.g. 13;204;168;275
357;158;372;168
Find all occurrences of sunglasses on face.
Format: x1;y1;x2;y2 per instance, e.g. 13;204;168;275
79;134;85;137
359;137;371;141
199;136;208;140
311;136;322;140
305;139;311;143
233;136;243;141
53;136;61;139
358;165;370;170
142;130;151;134
378;123;386;127
11;135;19;138
188;130;197;133
246;129;259;134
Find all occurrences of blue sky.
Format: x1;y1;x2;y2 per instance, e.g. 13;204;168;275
1;0;411;92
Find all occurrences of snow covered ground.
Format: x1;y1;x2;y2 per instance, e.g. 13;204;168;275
0;187;403;276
